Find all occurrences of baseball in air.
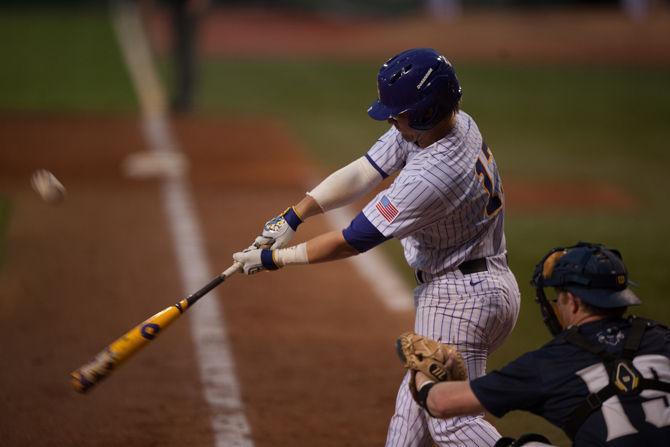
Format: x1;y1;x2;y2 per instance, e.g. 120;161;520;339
31;169;66;204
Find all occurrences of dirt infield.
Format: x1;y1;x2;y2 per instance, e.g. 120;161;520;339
0;114;414;446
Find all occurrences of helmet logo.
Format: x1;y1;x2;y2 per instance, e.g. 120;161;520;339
416;68;434;90
617;275;626;285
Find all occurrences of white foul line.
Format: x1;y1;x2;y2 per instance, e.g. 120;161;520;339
110;2;253;446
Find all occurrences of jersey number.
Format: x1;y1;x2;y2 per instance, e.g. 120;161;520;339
576;354;670;441
475;143;503;216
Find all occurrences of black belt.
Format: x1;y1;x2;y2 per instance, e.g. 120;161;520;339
458;258;488;275
415;258;488;284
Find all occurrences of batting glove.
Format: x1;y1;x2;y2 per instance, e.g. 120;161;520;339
255;207;303;249
233;247;280;275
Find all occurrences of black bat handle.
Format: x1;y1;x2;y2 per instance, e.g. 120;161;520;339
184;262;242;307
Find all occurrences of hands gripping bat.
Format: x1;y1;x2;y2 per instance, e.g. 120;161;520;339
70;261;242;393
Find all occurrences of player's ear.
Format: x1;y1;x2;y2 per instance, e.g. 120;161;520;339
568;293;583;313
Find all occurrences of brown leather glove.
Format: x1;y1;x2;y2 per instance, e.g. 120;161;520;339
396;332;467;405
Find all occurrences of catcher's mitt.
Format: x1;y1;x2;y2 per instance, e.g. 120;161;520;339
396;332;467;406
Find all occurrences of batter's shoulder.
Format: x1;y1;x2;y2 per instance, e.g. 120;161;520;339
456;110;481;133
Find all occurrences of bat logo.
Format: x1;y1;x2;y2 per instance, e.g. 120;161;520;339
140;323;161;340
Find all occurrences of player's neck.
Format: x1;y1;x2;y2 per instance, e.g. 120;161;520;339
423;112;457;147
567;313;604;329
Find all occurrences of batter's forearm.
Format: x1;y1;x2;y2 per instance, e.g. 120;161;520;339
305;230;359;263
271;231;358;268
293;195;323;221
427;382;484;419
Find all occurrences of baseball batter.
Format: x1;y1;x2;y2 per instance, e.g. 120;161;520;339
233;48;521;446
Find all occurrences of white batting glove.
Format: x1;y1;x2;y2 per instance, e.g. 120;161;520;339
256;207;303;249
233;247;280;275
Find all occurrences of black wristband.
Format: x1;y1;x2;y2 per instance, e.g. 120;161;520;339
417;381;436;416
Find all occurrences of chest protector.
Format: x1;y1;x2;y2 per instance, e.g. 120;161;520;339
562;317;670;440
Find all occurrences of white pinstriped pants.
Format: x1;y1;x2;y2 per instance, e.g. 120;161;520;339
385;254;521;447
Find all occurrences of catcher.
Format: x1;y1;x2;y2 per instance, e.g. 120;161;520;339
398;242;670;447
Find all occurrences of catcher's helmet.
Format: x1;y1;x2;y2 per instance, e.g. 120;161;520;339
367;48;462;131
531;242;641;335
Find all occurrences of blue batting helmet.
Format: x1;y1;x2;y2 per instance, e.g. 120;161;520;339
367;48;462;130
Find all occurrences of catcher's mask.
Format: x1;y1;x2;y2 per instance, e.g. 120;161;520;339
367;48;462;131
530;242;641;336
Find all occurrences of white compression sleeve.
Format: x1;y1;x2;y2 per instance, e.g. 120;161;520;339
273;243;309;267
307;156;383;212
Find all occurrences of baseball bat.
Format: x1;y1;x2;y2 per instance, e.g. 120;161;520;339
70;261;242;393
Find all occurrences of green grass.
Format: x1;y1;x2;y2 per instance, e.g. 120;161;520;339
199;60;670;178
0;9;136;110
195;59;383;167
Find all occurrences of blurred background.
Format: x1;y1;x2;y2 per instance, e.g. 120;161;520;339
1;0;669;445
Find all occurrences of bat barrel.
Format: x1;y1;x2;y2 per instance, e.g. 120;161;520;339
70;263;241;393
70;302;185;393
70;348;122;393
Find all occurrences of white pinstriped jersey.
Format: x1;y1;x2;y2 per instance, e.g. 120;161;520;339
362;111;506;274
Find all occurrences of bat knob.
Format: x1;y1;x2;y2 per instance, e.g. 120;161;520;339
70;370;94;394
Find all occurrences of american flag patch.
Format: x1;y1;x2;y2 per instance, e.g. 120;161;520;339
376;195;399;222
